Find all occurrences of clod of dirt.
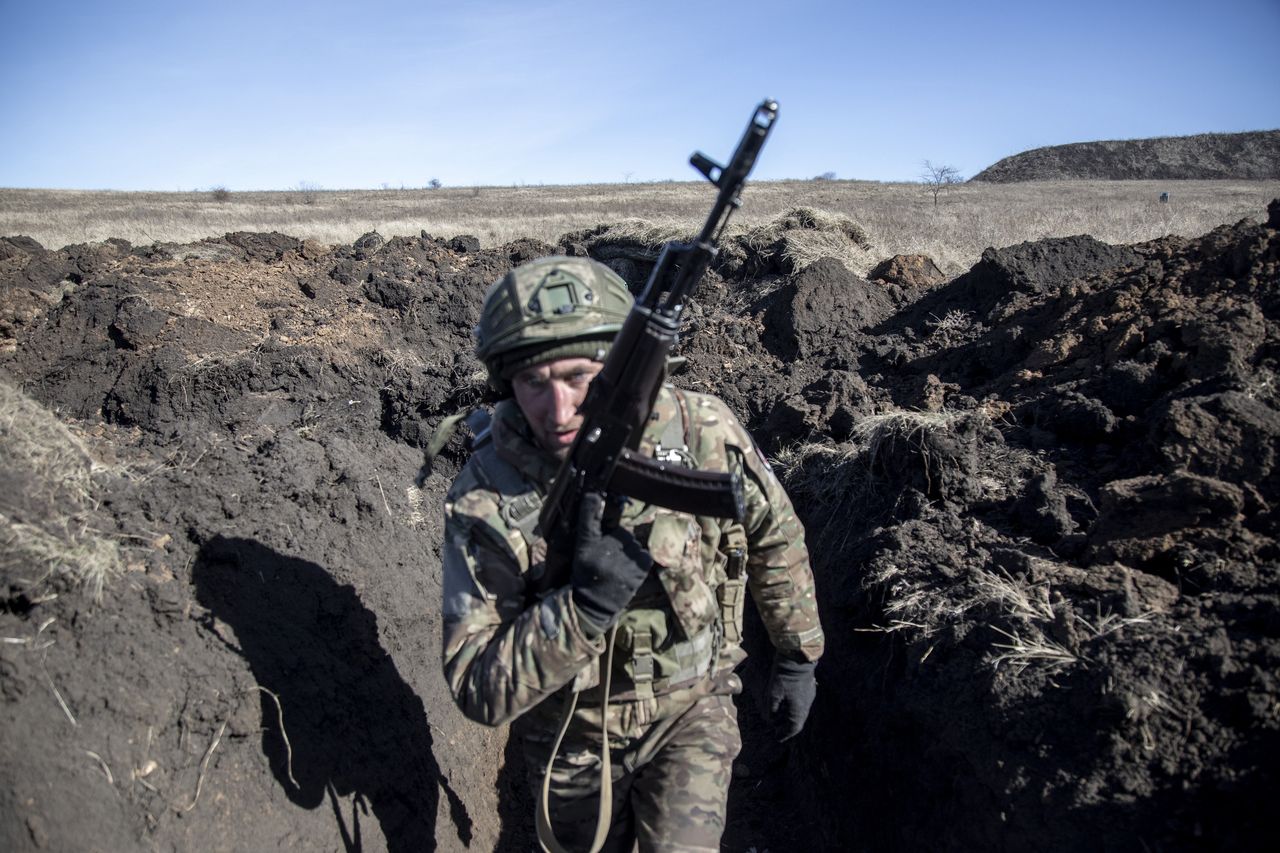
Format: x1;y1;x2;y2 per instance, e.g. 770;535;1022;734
762;258;895;363
1087;471;1246;571
221;231;301;261
868;254;946;289
1012;468;1077;544
353;230;385;254
958;234;1141;314
447;235;481;254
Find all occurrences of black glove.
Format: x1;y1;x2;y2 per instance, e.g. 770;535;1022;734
569;493;653;637
768;654;817;742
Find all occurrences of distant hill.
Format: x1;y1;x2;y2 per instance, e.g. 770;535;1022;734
971;130;1280;182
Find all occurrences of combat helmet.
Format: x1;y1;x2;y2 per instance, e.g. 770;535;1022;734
476;256;633;394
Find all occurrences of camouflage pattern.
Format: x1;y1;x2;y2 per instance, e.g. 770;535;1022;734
442;386;823;721
440;383;823;845
474;256;633;392
671;389;825;662
522;692;741;852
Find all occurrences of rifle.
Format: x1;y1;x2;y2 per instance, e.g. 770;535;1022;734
537;99;778;541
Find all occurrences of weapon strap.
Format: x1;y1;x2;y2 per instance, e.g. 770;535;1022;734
537;623;619;853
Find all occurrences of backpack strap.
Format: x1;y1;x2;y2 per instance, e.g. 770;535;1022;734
653;387;695;467
500;491;543;544
629;626;655;702
468;442;544;571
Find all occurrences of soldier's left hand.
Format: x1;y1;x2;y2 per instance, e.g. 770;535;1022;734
767;653;817;742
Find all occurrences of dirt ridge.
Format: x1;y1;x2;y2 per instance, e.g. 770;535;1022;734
972;130;1280;182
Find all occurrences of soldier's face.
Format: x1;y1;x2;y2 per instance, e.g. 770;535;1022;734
511;357;604;459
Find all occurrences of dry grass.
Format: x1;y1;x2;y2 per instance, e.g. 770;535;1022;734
773;441;867;520
1075;606;1154;639
773;409;978;568
2;179;1275;276
972;566;1077;674
572;217;696;249
0;520;121;602
972;567;1057;624
776;410;970;511
988;626;1079;674
576;205;876;273
853;409;963;448
404;485;428;529
977;570;1156;675
777;412;1156;674
1;402;92;494
0;378;121;600
741;206;873;272
750;206;870;245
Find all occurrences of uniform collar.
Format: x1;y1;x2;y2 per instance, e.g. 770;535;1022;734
490;386;678;489
492;399;562;487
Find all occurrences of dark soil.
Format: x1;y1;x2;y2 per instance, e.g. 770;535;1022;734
1;201;1277;852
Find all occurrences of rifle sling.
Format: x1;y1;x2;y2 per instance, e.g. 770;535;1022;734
537;624;619;853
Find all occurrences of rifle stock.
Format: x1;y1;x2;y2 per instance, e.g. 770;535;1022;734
538;100;778;540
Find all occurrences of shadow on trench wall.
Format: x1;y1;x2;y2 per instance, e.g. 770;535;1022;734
193;535;471;852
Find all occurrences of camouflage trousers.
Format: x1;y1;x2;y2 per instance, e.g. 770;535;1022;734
522;690;741;853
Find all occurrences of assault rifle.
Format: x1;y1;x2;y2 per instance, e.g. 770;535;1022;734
537;99;778;540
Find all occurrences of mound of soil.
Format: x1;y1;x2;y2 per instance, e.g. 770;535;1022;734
1;201;1277;852
972;129;1280;182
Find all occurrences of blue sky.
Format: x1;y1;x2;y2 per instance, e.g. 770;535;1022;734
2;0;1277;190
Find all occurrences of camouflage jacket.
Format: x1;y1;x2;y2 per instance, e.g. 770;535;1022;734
441;386;823;727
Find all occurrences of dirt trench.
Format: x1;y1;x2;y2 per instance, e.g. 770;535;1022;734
1;204;1278;852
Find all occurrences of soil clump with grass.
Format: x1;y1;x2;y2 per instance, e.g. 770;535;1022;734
1;202;1278;851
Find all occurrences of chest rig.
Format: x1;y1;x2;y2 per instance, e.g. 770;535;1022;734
469;388;748;701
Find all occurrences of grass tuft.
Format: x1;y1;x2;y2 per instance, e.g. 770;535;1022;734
0;379;121;600
742;206;873;272
989;626;1078;674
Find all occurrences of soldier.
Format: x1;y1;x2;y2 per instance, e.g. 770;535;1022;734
441;255;824;852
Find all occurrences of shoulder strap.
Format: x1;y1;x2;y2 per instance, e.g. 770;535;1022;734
469;443;544;544
670;388;693;452
653;387;697;467
660;388;688;453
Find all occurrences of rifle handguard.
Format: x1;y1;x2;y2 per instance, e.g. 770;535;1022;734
610;450;745;521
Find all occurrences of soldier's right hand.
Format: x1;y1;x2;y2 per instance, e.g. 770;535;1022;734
569;492;652;637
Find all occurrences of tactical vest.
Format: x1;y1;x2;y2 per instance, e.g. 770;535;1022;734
466;387;748;701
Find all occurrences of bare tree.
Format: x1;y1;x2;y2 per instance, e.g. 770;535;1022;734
921;160;963;206
296;181;322;205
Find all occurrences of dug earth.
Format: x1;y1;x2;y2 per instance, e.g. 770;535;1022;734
1;203;1277;851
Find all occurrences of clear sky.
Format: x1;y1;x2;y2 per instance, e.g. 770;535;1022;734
2;0;1277;190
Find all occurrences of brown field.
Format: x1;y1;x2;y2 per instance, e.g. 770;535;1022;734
2;178;1277;276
